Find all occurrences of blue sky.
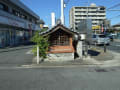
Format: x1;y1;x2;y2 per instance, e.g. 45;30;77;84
21;0;120;27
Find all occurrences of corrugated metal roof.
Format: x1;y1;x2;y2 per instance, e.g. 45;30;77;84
10;0;40;19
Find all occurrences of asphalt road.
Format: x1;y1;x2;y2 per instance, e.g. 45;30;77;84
0;66;120;90
0;45;33;66
0;43;120;90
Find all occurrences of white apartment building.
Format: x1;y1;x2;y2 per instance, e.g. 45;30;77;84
0;0;41;48
69;3;106;31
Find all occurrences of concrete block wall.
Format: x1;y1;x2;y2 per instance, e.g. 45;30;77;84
45;53;74;61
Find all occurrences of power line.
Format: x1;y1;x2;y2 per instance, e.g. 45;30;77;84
64;0;88;5
64;0;71;4
109;15;120;19
107;9;120;11
107;3;120;10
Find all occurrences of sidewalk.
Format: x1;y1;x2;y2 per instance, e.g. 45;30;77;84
114;39;120;42
101;50;120;67
87;47;120;67
89;47;114;61
0;45;33;53
22;47;120;68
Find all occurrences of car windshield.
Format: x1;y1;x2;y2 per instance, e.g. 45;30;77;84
99;35;106;38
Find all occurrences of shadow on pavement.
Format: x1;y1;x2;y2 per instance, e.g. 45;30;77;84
0;44;34;53
88;50;100;56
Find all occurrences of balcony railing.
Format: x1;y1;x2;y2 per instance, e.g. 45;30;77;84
0;10;40;30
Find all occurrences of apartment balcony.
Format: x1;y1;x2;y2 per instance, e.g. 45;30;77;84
92;21;100;23
75;17;87;19
74;13;106;16
75;9;87;11
88;13;106;16
75;13;87;15
75;21;81;23
90;17;106;19
96;13;106;15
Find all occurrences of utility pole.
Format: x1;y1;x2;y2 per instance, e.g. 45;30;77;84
84;0;89;57
61;0;65;25
86;0;89;19
37;45;39;64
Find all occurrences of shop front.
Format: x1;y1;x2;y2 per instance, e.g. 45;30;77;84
0;25;32;48
0;14;40;48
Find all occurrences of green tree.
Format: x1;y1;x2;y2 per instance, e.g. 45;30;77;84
31;30;49;59
40;28;48;33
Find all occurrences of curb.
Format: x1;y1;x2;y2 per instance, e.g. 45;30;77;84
0;46;33;53
21;63;103;68
114;39;120;42
21;62;120;68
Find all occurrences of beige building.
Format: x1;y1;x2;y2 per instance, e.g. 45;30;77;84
69;3;106;31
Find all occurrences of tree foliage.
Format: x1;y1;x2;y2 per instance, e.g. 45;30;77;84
31;30;49;59
40;28;48;33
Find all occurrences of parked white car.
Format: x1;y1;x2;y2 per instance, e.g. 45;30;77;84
92;34;110;45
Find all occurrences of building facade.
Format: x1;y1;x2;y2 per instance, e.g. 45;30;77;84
112;23;120;38
69;3;106;32
0;0;40;48
112;23;120;31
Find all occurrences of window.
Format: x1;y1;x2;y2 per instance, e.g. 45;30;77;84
21;14;27;19
29;18;32;22
0;3;4;9
12;9;17;16
0;2;8;12
88;11;96;13
100;7;105;10
99;11;105;13
24;15;27;19
50;30;70;46
92;35;96;38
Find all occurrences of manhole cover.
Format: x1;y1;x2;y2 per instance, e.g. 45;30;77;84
95;68;108;72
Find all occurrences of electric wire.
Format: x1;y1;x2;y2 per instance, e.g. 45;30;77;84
109;15;120;19
65;0;71;4
107;3;120;10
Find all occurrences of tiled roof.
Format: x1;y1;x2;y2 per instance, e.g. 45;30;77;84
40;24;78;35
